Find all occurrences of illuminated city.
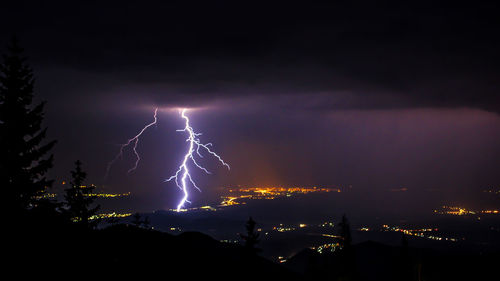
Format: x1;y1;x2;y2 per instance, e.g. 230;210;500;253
380;225;459;242
310;242;341;254
434;206;500;216
89;212;132;220
220;186;340;207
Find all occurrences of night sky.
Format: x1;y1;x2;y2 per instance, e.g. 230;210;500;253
2;1;500;211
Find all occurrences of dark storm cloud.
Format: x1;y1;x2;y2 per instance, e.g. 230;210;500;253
2;1;500;212
1;0;500;112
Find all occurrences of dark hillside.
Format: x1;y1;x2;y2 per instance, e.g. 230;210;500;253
285;240;500;281
7;213;301;280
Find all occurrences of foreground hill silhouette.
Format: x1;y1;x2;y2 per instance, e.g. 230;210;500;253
285;240;500;281
7;210;500;280
8;212;300;280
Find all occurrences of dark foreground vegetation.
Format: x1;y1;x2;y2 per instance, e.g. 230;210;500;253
7;211;299;279
286;239;500;281
8;210;500;280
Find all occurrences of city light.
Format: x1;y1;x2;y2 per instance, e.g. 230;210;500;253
89;212;132;220
434;206;499;216
380;224;459;242
220;186;339;207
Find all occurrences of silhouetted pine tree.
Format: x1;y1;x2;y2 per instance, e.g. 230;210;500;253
131;212;142;227
143;215;150;229
131;212;151;229
240;216;260;253
0;37;56;212
64;160;100;228
338;214;356;280
399;233;414;280
339;214;352;250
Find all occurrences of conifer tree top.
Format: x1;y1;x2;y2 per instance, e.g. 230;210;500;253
0;37;56;211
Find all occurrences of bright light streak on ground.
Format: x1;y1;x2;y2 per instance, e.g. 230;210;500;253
105;108;158;178
166;108;230;211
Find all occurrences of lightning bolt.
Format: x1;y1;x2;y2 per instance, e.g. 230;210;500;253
166;108;230;212
105;108;158;178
